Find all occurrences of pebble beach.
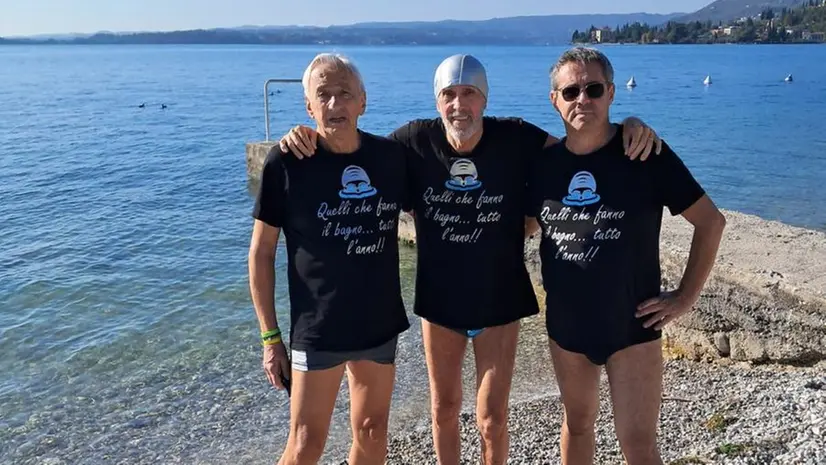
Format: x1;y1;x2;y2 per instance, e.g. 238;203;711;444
386;356;826;464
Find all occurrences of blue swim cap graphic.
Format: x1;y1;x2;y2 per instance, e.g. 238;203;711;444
339;165;378;199
562;171;601;206
445;159;482;191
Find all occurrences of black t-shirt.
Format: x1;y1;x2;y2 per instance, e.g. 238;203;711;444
252;130;411;352
390;117;548;329
528;125;705;327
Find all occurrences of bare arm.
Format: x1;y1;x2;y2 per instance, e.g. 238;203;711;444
674;195;726;302
248;220;282;333
621;116;662;160
537;118;659;203
279;125;318;159
636;195;726;329
541;118;662;161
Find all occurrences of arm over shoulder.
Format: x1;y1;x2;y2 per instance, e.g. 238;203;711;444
388;119;435;148
497;117;550;152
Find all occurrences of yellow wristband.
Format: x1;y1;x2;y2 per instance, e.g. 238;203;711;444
262;336;282;346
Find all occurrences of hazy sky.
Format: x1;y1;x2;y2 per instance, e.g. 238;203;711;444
1;0;712;36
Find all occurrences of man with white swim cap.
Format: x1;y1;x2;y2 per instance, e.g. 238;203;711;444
433;53;489;98
278;52;661;465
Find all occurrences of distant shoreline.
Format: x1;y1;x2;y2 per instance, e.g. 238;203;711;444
574;41;826;46
4;39;825;47
4;41;826;47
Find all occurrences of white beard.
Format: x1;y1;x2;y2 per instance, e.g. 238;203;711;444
442;115;482;142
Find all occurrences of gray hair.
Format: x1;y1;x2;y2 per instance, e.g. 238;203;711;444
550;47;614;89
301;53;365;98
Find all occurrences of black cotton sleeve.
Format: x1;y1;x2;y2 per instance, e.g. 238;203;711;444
525;154;540;218
388;121;414;148
389;122;422;213
506;118;549;216
525;148;554;217
401;148;415;213
652;141;706;216
252;147;288;227
515;119;550;152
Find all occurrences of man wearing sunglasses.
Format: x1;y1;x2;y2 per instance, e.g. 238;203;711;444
278;53;662;465
528;47;726;465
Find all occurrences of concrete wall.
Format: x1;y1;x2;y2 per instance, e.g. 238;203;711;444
246;141;279;179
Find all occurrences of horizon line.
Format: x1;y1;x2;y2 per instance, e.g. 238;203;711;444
3;11;689;39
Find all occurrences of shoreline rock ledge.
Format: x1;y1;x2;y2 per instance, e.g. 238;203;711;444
399;211;826;366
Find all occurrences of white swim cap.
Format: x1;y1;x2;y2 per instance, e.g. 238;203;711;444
433;54;489;101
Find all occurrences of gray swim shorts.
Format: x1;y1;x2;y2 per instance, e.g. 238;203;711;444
290;336;398;372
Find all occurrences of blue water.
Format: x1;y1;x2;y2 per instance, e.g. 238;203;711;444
1;44;825;464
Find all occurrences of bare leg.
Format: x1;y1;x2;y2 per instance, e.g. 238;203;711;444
346;360;396;465
605;339;664;465
278;364;346;465
548;339;601;465
472;321;520;465
422;319;468;465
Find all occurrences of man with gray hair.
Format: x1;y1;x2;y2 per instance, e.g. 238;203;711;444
528;46;725;464
279;52;662;465
248;53;412;465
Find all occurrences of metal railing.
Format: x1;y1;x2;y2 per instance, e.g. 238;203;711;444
264;78;302;141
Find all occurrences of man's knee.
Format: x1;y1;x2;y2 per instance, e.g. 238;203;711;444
432;395;462;426
284;425;327;464
476;407;508;442
353;414;389;450
562;405;599;436
617;428;659;464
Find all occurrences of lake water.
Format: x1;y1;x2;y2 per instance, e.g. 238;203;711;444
1;44;825;464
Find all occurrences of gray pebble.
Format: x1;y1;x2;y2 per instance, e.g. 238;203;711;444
714;332;731;356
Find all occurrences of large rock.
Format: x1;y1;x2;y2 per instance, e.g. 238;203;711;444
658;260;826;364
655;210;826;364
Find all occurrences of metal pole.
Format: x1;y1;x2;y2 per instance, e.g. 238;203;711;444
264;78;302;141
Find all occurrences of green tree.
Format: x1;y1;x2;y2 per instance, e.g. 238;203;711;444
630;25;642;42
738;24;758;42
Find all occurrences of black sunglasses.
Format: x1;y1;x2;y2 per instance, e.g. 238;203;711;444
558;82;607;102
